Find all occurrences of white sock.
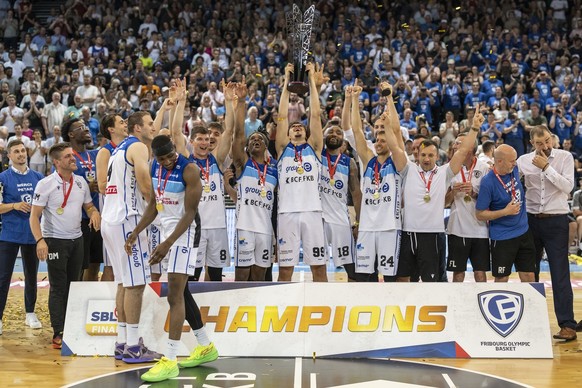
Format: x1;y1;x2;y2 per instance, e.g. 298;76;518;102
193;327;210;346
117;322;127;344
127;323;139;347
26;312;35;318
166;339;180;360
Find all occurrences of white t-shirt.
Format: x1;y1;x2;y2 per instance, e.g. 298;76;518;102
28;140;46;165
32;171;92;239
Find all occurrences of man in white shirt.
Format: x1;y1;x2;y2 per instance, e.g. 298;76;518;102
201;82;225;110
516;125;577;341
42;92;67;138
75;75;99;111
0;94;24;135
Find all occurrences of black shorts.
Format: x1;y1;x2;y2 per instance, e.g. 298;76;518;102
446;235;490;272
398;232;440;282
81;218;103;268
490;230;536;277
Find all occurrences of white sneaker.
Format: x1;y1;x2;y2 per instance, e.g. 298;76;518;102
25;313;42;329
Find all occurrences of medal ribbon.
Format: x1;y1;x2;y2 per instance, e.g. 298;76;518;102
419;167;437;194
294;145;303;167
374;159;382;191
72;150;93;174
156;163;173;202
326;152;341;182
196;157;210;183
59;174;74;209
493;168;516;201
251;158;268;189
460;158;477;183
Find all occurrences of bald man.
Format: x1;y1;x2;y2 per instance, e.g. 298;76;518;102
475;144;535;283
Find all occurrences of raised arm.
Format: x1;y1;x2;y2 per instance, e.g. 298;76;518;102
449;105;485;175
213;81;238;168
382;82;405;152
341;87;351;133
306;62;324;155
276;63;293;156
378;111;408;171
351;84;374;166
171;78;189;157
232;81;249;176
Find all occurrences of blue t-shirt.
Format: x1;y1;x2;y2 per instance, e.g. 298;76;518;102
0;167;44;244
476;167;528;241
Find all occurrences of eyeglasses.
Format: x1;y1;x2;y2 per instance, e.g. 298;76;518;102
70;124;87;132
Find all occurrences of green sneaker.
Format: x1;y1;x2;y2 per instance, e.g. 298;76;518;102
140;357;179;382
178;343;218;368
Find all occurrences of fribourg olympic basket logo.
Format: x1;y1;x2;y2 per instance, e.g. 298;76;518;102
478;291;524;338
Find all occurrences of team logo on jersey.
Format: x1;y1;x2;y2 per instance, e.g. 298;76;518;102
474;170;483;178
106;185;118;194
278;238;287;246
21;193;32;203
238;238;248;246
266;190;273;200
478;291;524;338
382;183;390;192
210;181;217;191
356;243;364;251
303;162;313;172
34;193;40;201
334;180;344;190
76;180;82;188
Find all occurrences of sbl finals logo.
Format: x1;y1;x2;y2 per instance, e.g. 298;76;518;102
478;291;524;337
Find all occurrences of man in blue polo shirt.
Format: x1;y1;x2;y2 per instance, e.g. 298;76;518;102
475;144;535;282
0;140;44;334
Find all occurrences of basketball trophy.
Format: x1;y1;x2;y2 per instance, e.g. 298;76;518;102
286;3;319;95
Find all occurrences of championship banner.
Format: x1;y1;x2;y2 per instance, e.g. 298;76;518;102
62;282;552;358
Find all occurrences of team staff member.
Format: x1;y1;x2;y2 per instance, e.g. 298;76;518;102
397;106;484;282
30;142;100;349
475;145;535;283
126;135;217;382
445;133;491;282
231;81;278;281
95;114;129;282
0;140;44;335
276;62;328;282
61;118;102;281
517;126;577;342
101;111;162;363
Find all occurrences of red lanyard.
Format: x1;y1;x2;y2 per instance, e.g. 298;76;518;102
493;168;516;201
156;164;173;199
326;152;341;181
294;145;303;166
374;159;382;188
460;158;477;183
59;174;74;209
251;158;268;188
419;167;437;193
196;158;210;182
72;150;93;173
110;141;117;148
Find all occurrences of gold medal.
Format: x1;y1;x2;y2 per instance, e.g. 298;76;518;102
297;166;304;174
464;195;472;202
423;194;431;203
260;188;267;198
156;202;164;211
373;191;380;199
204;184;211;193
330;178;335;186
56;207;64;215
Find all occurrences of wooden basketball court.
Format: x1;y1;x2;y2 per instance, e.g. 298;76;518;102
1;271;581;387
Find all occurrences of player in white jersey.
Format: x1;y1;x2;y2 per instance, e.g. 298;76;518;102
173;82;234;281
125;135;217;382
350;83;408;279
101;111;162;364
445;133;491;282
96;114;128;281
398;105;485;282
231;82;278;281
276;62;328;282
320;121;362;281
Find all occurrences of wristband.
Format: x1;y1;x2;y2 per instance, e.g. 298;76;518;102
470;127;480;132
36;237;44;244
542;163;550;172
353;221;359;228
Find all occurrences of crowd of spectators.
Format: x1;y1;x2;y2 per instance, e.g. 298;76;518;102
0;0;581;177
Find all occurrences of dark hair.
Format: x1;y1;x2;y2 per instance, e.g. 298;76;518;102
482;140;496;154
61;118;81;142
7;139;25;152
128;111;151;134
419;139;439;151
190;125;209;140
530;125;551;139
100;114;119;140
152;135;175;156
49;142;72;161
207;122;224;134
287;121;311;139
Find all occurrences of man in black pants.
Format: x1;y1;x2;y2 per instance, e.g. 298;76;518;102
30;143;101;348
0;140;44;334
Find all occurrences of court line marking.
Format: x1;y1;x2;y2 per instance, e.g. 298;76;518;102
294;357;302;388
442;373;456;388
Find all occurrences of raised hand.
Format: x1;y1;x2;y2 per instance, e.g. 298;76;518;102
312;62;329;88
224;81;237;101
472;105;485;128
234;80;248;100
284;63;294;81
